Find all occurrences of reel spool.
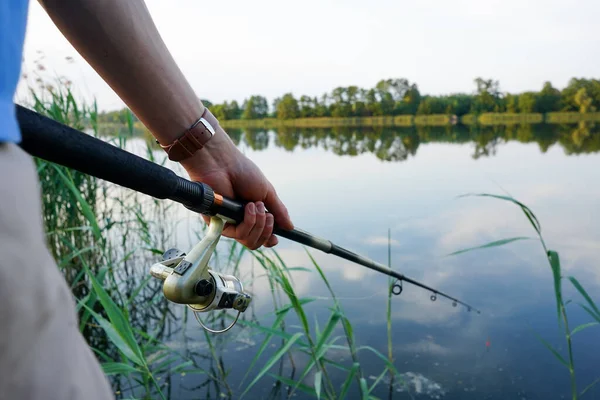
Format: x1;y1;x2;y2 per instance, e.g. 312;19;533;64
149;216;252;333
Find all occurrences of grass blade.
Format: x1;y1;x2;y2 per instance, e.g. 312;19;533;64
338;363;359;400
458;193;541;235
78;266;108;331
241;308;293;384
547;251;563;321
275;297;317;315
294;310;342;389
534;333;568;368
315;370;322;400
569;276;600;320
447;237;534;256
305;249;336;300
241;332;303;398
102;362;141;376
85;267;146;367
359;378;369;399
170;360;195;373
581;377;600;397
268;374;317;397
369;367;389;393
579;304;600;323
52;165;102;241
79;302;144;366
571;322;599;336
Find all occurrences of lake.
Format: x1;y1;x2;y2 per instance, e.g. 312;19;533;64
107;123;600;400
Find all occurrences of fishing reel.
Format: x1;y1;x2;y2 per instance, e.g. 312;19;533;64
149;216;251;333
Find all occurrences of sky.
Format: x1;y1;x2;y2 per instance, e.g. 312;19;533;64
18;0;600;112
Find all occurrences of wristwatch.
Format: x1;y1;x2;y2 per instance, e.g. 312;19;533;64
159;107;219;162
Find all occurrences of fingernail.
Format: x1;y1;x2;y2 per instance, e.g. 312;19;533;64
266;214;274;226
257;202;265;214
248;203;256;215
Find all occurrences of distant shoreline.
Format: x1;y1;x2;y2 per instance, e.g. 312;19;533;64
220;112;600;129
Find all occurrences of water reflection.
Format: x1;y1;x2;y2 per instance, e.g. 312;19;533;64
222;122;600;162
99;121;600;162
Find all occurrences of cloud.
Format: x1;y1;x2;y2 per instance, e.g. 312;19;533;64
364;236;401;246
396;338;453;356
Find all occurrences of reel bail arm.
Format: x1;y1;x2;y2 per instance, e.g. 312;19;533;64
149;216;252;333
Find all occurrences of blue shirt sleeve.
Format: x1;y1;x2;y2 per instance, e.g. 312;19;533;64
0;0;31;143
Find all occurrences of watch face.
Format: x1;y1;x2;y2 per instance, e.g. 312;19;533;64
199;118;216;136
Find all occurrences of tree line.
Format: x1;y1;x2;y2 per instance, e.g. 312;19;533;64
97;77;600;124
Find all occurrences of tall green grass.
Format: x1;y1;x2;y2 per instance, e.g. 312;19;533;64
450;193;600;400
227;247;413;400
26;80;208;399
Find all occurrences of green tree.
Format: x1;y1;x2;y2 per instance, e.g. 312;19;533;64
314;95;330;117
275;93;300;119
397;84;421;115
561;78;600;111
365;89;383;116
299;96;315;117
574;88;596;113
374;79;401;115
505;94;518;113
330;87;352;117
242;95;269;119
471;77;501;114
211;103;227;120
416;96;448;115
537;82;562;113
200;99;213;108
448;94;472;116
518;92;538;113
226;100;242;119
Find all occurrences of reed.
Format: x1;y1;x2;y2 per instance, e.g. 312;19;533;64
219;112;600;130
414;114;452;125
546;112;600;124
478;113;543;125
450;193;600;400
26;81;204;399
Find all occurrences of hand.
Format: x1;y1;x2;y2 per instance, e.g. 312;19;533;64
180;126;294;250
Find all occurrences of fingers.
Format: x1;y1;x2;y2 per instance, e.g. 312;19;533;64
232;201;276;250
263;184;294;230
244;202;267;249
234;203;256;240
264;233;279;248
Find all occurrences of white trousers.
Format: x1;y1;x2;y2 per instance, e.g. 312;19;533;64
0;143;114;400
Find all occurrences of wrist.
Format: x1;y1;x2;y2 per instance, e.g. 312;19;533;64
157;105;222;164
179;125;240;179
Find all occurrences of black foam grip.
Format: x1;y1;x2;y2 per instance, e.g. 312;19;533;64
16;105;179;200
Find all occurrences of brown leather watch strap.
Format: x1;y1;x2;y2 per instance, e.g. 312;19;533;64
159;108;219;162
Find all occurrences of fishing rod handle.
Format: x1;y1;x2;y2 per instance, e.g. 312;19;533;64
185;180;334;252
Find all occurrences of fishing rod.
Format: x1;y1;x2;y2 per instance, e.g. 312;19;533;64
15;104;480;332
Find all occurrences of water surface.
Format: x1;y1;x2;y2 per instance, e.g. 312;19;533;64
113;123;600;399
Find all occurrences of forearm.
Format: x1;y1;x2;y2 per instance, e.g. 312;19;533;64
38;0;208;147
38;0;295;241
